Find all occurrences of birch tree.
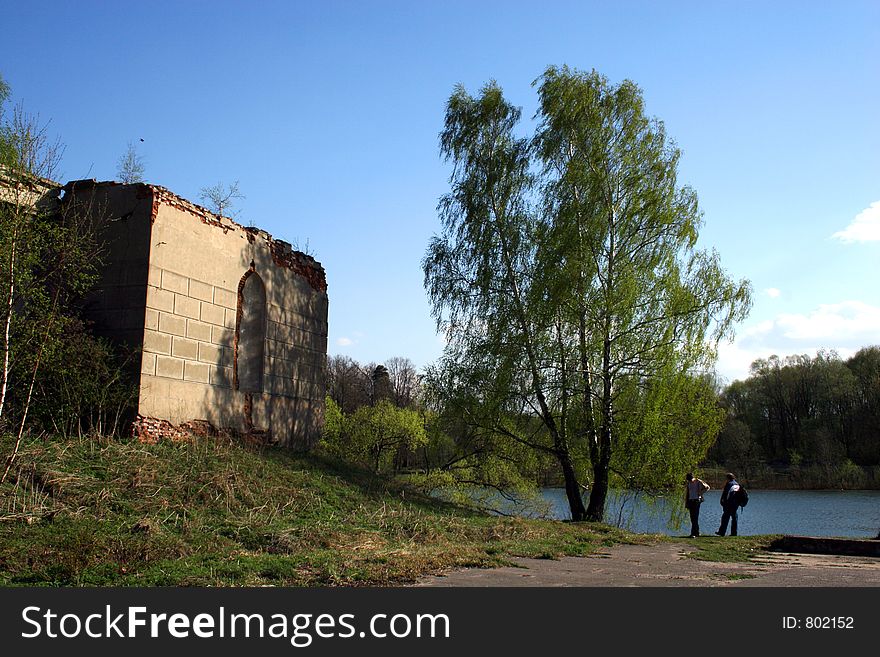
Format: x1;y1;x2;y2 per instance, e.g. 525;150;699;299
424;68;751;522
534;66;752;519
199;180;244;218
424;82;591;519
0;79;104;480
0;87;63;429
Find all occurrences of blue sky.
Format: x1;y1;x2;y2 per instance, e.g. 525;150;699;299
2;1;878;383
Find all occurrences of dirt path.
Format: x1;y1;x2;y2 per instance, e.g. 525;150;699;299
414;542;880;587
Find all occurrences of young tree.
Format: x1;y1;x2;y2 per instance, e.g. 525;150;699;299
1;79;108;480
199;180;244;218
116;140;145;183
1;92;65;431
424;67;751;521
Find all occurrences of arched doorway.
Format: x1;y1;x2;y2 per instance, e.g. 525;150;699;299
234;269;266;393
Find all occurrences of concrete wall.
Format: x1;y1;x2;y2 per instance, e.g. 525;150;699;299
75;182;153;350
136;186;328;449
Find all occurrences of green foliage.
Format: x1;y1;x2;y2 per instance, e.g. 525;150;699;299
321;399;427;473
613;372;724;492
27;322;138;436
0;72;131;440
322;395;343;442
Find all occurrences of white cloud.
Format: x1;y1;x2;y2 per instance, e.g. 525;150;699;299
774;301;880;341
832;201;880;243
765;287;781;298
714;300;880;383
336;337;354;347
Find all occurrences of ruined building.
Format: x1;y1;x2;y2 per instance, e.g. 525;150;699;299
4;173;328;449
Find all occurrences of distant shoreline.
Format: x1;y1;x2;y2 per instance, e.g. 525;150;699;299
698;465;880;491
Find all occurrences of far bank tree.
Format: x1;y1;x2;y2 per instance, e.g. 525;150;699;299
712;348;880;484
321;398;427;474
423;66;751;521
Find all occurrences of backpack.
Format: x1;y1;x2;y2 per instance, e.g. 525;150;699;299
736;486;749;508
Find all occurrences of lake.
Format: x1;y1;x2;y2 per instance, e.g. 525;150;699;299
535;488;880;538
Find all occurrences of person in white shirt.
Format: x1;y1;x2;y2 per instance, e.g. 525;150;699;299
684;473;710;537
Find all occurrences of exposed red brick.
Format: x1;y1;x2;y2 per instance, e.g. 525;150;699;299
131;416;219;443
269;239;327;293
131;415;272;445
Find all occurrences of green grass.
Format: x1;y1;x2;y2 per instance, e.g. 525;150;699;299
0;434;656;586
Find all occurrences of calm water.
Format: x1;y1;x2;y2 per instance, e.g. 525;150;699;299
536;488;880;538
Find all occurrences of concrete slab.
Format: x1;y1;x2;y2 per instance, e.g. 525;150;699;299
413;542;880;587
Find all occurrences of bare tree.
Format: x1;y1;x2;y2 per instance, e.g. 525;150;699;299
116;141;145;183
386;356;420;408
199;180;244;218
326;355;371;414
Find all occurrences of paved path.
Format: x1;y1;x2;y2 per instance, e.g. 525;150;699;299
414;542;880;587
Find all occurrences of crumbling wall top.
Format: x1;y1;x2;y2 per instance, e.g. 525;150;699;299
58;178;327;294
0;165;61;211
146;183;327;293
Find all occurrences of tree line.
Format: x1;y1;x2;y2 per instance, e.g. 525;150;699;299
322;354;561;510
709;348;880;487
322;346;880;507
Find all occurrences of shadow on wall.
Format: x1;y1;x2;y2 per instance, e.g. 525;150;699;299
193;242;328;450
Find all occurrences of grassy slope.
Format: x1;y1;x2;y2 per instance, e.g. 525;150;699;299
0;434;676;586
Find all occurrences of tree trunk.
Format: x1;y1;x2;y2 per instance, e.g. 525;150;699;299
559;450;587;521
586;429;611;522
586;335;614;522
0;226;17;423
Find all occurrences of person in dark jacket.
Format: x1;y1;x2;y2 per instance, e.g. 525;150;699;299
715;473;740;536
685;473;710;537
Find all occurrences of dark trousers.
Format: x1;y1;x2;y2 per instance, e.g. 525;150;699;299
686;499;702;536
718;505;738;536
